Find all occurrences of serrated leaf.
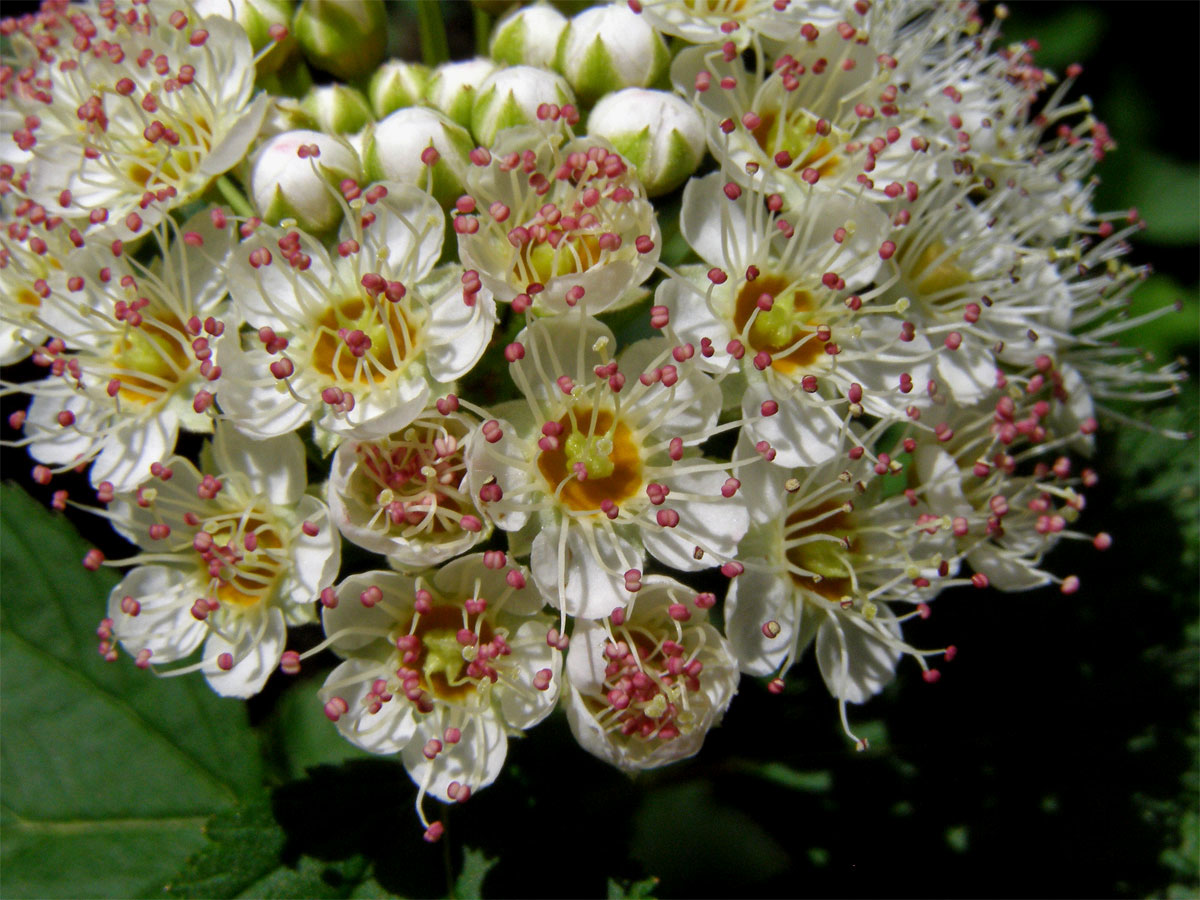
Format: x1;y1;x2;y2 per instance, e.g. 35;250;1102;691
164;794;378;900
0;484;264;899
453;846;496;899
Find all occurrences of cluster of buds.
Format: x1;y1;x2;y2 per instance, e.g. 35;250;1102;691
1;0;1186;843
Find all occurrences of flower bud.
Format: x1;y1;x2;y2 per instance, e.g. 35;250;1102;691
249;130;362;233
489;3;567;69
368;59;430;118
292;0;387;82
587;88;704;196
425;58;500;130
257;56;314;100
363;107;473;208
299;84;373;135
470;65;575;147
556;5;669;106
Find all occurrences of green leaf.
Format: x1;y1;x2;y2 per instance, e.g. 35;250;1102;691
1103;151;1200;246
453;846;496;899
607;875;660;899
0;484;264;899
163;795;379;900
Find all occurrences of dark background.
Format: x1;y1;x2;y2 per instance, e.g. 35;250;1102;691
2;2;1196;898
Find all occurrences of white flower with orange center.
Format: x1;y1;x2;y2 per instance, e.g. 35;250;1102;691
454;127;660;315
725;430;961;747
629;0;810;49
222;181;495;448
1;1;268;237
315;555;560;840
668;2;971;203
16;209;233;492
101;424;340;698
657;170;930;468
327;407;493;569
565;575;739;773
465;311;749;620
0;196;80;365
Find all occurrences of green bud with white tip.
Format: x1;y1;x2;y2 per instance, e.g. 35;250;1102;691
425;58;499;130
300;84;373;135
363;107;473;208
249;130;362;233
489;3;567;69
195;0;297;73
368;59;430;118
292;0;387;81
470;65;575;147
556;5;669;106
587;88;705;196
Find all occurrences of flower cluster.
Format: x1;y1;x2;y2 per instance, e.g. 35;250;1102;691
2;0;1184;841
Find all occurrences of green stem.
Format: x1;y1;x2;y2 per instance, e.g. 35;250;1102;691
214;174;255;219
473;4;491;57
416;0;451;68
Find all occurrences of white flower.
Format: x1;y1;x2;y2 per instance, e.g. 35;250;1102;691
455;128;660;315
2;1;267;238
249;130;362;233
103;423;340;697
316;555;560;834
565;575;738;773
20;209;233;493
327;407;493;568
222;181;495;449
586;88;705;197
556;5;669;106
725;430;960;746
0;200;80;365
657;170;930;468
630;0;809;49
668;2;971;203
466;311;749;620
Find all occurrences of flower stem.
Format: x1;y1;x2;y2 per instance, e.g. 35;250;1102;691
214;174;255;219
416;0;451;68
473;4;490;57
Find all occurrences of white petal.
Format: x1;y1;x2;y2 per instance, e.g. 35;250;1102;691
423;273;496;382
355;182;445;283
203;606;286;698
212;425;307;505
642;467;748;571
530;520;642;618
91;411;177;494
322;570;414;655
814;606;902;704
400;709;507;801
107;566;207;663
319;658;418;755
742;379;842;468
724;564;796;677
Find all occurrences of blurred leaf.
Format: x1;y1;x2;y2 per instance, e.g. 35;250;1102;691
1122;275;1200;365
631;783;788;888
164;795;381;899
732;760;832;793
453;846;496;899
1105;152;1199;246
1002;6;1105;72
607;875;660;899
0;483;263;899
